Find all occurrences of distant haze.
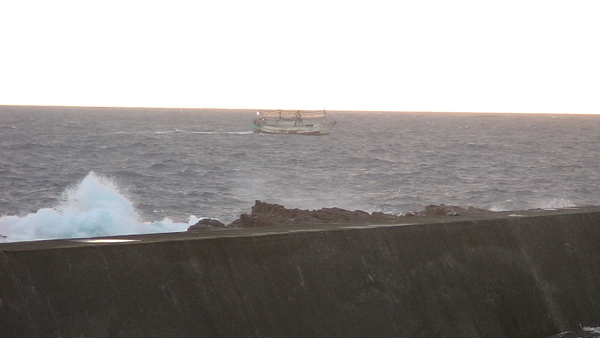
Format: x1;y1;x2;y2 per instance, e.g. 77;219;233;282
1;1;598;114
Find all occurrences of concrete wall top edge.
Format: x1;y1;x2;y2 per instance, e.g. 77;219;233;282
1;206;599;253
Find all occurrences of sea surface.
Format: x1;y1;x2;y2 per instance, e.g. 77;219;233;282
1;105;600;242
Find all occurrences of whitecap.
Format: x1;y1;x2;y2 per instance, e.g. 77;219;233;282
0;172;188;243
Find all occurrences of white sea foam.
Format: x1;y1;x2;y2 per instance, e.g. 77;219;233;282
0;172;189;243
534;197;576;210
490;197;576;212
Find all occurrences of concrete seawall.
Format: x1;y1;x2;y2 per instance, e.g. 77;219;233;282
2;207;600;337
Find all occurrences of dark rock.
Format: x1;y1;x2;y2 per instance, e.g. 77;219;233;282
238;213;276;228
416;204;492;217
467;206;492;213
226;201;494;228
423;204;464;216
372;211;404;221
228;200;404;228
310;207;372;222
187;218;226;231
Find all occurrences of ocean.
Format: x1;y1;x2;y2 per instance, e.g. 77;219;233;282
1;105;600;242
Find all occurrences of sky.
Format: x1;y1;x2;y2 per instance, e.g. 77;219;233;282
1;0;599;113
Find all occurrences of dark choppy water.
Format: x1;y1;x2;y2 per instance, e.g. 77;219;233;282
1;106;600;241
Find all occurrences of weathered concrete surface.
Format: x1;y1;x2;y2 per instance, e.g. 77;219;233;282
1;207;600;337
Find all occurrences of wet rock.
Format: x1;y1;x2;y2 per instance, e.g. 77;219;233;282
226;201;493;228
187;218;226;231
371;211;404;221
415;204;492;217
228;200;404;228
424;204;465;216
237;213;276;228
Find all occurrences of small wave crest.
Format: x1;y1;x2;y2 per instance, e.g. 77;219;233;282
155;130;253;135
490;197;575;212
0;172;189;243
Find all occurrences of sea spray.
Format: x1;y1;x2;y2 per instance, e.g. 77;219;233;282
0;172;189;242
490;197;576;212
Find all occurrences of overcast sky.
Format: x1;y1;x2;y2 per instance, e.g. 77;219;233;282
2;0;598;113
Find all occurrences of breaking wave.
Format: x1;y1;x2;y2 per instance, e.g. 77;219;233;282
0;172;189;243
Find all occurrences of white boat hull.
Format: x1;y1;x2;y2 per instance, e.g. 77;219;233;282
251;110;337;135
251;119;336;135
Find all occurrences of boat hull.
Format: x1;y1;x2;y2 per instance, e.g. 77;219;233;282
251;120;336;135
250;110;337;135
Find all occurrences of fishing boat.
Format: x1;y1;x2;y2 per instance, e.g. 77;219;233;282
250;110;337;135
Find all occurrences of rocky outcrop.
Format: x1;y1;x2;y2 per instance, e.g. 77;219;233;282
227;201;394;228
187;218;226;231
407;204;492;217
229;200;397;228
223;200;492;229
187;201;493;231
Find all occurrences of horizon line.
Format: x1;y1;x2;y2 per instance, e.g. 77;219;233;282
1;104;596;115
